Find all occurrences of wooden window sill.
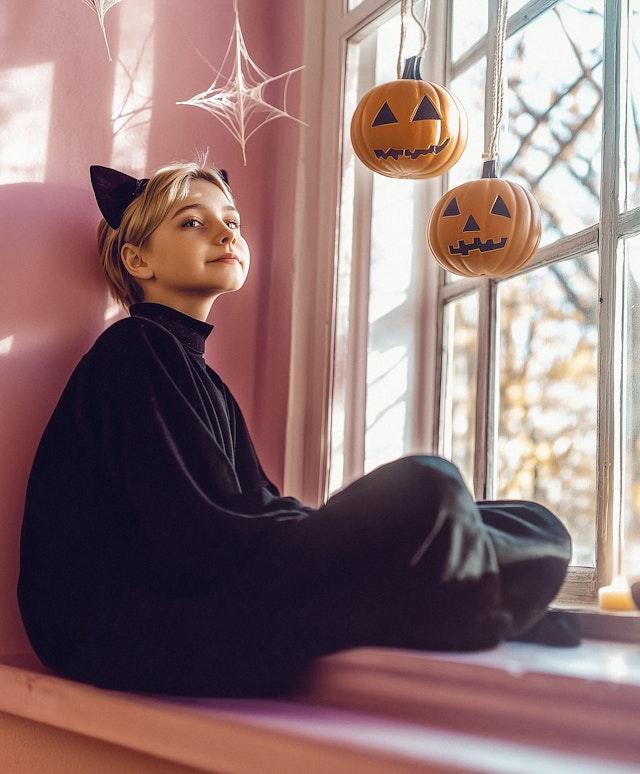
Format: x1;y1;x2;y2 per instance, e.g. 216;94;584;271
2;638;640;773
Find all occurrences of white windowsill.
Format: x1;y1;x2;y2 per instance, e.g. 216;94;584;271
2;638;640;773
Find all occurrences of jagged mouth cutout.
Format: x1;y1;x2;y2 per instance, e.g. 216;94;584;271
441;193;512;256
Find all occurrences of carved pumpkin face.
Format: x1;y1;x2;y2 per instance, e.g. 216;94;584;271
350;56;467;179
427;161;542;277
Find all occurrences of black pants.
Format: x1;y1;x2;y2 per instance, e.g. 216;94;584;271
65;456;571;696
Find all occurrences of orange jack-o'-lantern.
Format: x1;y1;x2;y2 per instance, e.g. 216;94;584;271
427;160;542;277
350;56;468;179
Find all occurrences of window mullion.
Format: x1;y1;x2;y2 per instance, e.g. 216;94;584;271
474;279;496;500
472;0;500;502
596;0;624;588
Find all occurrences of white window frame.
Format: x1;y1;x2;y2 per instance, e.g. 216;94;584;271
286;0;639;608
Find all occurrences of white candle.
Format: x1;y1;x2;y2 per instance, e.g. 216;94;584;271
598;575;637;611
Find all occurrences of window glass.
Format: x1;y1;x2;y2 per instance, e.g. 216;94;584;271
365;175;419;473
500;2;603;244
624;3;640;211
440;293;479;490
330;6;425;492
451;0;488;62
450;56;487;189
496;254;599;566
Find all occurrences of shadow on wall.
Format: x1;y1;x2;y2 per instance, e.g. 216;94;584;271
0;183;120;655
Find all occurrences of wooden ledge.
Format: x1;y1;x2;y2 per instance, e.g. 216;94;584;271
2;643;640;773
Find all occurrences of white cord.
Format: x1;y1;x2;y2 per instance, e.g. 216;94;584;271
484;0;509;161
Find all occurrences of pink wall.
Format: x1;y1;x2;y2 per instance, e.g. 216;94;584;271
0;0;304;654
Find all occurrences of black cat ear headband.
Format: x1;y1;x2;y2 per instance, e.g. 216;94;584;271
89;165;231;230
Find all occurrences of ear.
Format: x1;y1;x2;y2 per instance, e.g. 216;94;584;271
121;243;154;280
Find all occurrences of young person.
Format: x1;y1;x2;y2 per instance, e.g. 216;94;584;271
18;161;573;697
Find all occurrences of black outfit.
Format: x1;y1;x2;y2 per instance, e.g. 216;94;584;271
18;303;571;696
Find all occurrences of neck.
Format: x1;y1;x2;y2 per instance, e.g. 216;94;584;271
140;291;217;322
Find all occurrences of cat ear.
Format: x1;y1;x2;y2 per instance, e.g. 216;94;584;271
90;165;149;230
217;169;232;194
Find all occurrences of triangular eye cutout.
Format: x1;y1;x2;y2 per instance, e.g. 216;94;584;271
372;101;398;127
442;197;461;217
490;195;511;218
412;95;441;121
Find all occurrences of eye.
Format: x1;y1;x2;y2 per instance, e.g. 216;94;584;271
225;218;241;230
372;101;398;127
442;197;461;217
490;196;511;218
181;217;203;229
412;95;441;121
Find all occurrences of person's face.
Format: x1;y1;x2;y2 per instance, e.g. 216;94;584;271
131;179;250;317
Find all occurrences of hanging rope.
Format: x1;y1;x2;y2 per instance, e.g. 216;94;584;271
484;0;509;161
397;0;431;78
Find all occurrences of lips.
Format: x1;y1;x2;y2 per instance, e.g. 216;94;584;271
211;253;241;264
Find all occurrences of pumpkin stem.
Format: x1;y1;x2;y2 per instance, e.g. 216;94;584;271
482;159;498;179
402;56;423;81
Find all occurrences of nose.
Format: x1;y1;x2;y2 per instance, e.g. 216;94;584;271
217;222;236;245
463;215;481;232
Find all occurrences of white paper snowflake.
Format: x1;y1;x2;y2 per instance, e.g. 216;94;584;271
81;0;126;60
177;0;306;164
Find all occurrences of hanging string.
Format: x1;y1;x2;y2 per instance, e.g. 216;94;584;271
484;0;509;161
396;0;431;78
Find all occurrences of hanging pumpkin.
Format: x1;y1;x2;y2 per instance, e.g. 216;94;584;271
427;160;542;277
350;56;468;179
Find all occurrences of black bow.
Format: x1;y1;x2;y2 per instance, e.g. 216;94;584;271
90;165;149;230
89;165;232;230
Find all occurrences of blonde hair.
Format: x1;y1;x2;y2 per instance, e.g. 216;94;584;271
97;161;232;307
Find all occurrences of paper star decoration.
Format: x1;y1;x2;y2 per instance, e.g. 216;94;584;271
177;0;306;164
81;0;126;60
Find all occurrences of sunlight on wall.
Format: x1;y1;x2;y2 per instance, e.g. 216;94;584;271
110;0;154;174
104;299;124;322
0;336;14;355
0;63;53;184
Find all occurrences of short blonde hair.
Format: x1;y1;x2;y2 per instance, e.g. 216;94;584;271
97;161;232;307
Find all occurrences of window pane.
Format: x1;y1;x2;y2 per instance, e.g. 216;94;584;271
447;57;487;284
501;1;603;244
451;0;488;62
440;294;478;490
450;56;487;189
622;235;640;577
623;2;640;211
365;176;419;473
496;255;599;566
330;6;426;492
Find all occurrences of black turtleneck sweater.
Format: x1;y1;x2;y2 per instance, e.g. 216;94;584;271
18;303;311;673
18;304;573;696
